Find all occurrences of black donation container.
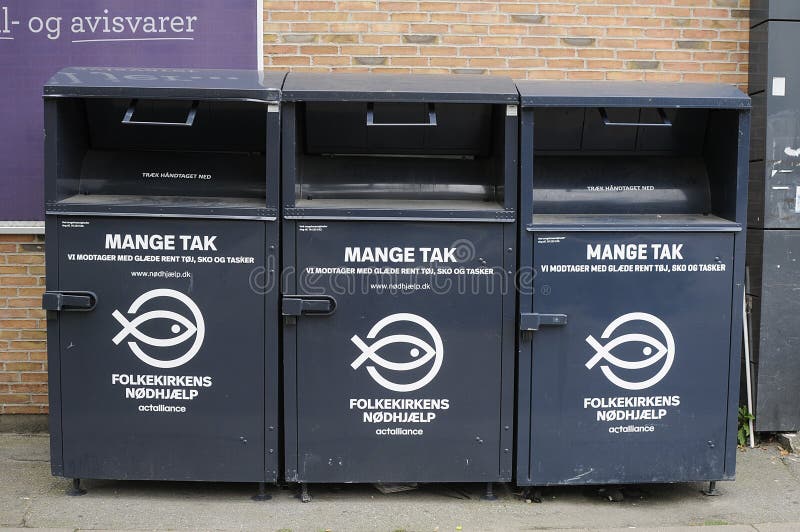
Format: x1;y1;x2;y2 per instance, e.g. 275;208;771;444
515;81;750;489
42;67;284;492
280;73;518;498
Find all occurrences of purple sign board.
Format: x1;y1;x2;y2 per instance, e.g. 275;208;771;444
0;1;260;221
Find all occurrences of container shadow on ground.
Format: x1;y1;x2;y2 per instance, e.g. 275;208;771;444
67;478;708;504
3;434;800;530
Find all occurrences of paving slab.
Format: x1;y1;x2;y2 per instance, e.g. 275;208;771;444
1;434;799;531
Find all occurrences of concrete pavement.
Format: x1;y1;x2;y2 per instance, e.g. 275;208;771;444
1;433;799;531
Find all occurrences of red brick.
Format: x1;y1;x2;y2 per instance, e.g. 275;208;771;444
0;393;30;404
3;362;44;371
3;405;46;414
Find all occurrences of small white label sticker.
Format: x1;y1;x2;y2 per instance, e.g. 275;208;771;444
773;77;786;97
506;105;518;117
795;186;800;213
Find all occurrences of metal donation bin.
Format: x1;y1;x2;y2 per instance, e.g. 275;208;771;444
515;82;750;492
747;0;800;432
279;73;518;500
42;67;284;496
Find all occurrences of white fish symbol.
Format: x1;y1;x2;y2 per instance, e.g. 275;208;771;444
585;333;668;371
350;334;437;372
350;313;444;393
112;309;197;347
584;312;675;391
111;288;205;369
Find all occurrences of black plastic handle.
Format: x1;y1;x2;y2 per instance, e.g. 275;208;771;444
42;291;97;312
282;295;337;317
122;99;198;127
598;107;672;128
520;312;568;331
366;102;437;127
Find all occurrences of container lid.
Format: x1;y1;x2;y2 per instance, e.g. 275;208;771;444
516;80;750;109
282;72;518;103
44;67;285;102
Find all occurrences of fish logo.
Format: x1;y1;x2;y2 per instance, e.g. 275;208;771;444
112;288;205;369
350;313;444;393
585;312;675;391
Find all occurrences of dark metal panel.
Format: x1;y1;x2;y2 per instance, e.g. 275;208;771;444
748;161;767;228
749;24;800;157
46;204;275;221
748;24;768;96
748;293;763;420
754;229;800;431
746;228;765;299
303;101;494;156
44;99;65;476
725;243;745;481
748;22;800;229
282;72;518;103
281;103;298;211
266;105;281;213
534;107;710;155
529;214;741;233
264;220;281;481
530;157;711;215
747;15;800;433
499;222;516;480
284;207;514;222
750;91;766;162
44;95;275;219
45;217;63;477
502;105;519;215
264;103;282;481
516;81;750;109
702;109;741;224
45;67;285;101
288;221;510;483
724;110;751;478
281;92;517;222
525;231;735;485
55;217;270;482
751;0;800;27
515;108;536;486
281;220;301;482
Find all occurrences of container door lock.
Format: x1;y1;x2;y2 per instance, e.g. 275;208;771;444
42;291;97;312
282;295;337;317
520;313;567;331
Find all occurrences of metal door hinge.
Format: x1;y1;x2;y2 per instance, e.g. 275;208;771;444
520;312;567;331
282;295;336;317
42;291;97;312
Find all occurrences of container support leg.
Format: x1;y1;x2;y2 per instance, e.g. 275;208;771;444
300;483;312;503
67;478;87;496
252;481;271;501
702;481;720;496
523;488;543;503
481;482;498;501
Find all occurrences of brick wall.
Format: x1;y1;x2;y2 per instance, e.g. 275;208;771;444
263;0;750;90
0;0;751;420
0;234;47;416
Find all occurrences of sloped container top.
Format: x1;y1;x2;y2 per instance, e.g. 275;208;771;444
44;67;286;102
282;72;518;104
516;80;750;109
